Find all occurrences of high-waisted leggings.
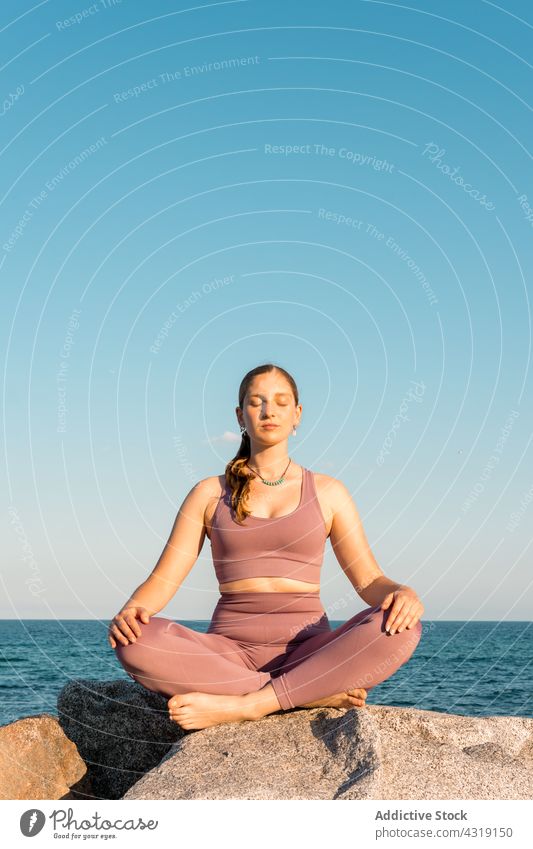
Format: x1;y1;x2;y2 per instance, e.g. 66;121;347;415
113;591;423;710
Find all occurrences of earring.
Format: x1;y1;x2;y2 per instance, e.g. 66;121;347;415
292;426;297;436
240;425;247;435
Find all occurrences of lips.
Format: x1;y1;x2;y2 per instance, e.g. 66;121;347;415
261;425;279;429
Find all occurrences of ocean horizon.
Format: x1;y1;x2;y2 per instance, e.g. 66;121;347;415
0;619;531;727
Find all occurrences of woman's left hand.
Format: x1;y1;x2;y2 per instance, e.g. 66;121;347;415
381;586;424;634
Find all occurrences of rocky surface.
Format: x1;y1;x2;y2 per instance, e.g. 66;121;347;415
2;680;532;800
123;705;381;800
366;704;533;800
56;679;183;799
0;714;88;800
123;702;533;801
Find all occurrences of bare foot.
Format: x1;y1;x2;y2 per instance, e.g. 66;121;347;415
300;688;368;710
168;691;258;730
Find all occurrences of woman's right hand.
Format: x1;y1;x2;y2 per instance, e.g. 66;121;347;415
108;606;150;648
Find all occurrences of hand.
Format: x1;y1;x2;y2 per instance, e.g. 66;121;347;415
108;606;150;648
380;586;424;634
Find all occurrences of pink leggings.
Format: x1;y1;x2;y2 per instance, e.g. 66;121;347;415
114;591;422;710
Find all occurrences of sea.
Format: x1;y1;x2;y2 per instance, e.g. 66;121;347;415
0;619;531;727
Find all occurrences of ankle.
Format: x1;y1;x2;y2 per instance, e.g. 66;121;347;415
241;692;263;721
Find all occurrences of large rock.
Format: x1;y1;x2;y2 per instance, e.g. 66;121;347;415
57;679;185;799
47;680;533;801
0;714;87;800
121;703;533;800
366;704;533;800
123;705;381;800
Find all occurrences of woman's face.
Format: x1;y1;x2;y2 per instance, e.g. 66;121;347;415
240;374;300;440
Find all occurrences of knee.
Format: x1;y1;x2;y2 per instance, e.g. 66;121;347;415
360;604;390;632
385;614;423;662
366;605;423;647
113;616;173;665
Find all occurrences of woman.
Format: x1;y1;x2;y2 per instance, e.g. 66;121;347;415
109;363;424;731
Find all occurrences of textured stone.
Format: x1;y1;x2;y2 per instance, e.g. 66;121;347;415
39;680;533;801
123;705;381;799
0;714;86;800
365;704;533;800
57;679;185;799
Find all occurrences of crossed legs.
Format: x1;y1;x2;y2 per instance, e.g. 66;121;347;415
114;616;272;697
268;602;423;710
114;604;422;730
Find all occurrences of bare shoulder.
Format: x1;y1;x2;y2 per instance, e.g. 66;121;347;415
310;473;352;535
184;475;225;508
185;475;226;531
312;473;350;503
312;473;358;516
193;474;225;497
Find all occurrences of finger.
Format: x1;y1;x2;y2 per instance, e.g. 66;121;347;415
389;599;416;632
123;612;142;638
390;606;414;633
121;612;141;639
403;604;423;629
391;605;413;634
386;598;406;632
115;615;137;642
109;623;129;646
109;635;116;648
384;597;401;630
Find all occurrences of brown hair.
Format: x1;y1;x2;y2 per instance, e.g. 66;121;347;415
225;363;299;523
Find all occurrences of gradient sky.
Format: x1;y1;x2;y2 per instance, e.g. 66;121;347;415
2;0;533;621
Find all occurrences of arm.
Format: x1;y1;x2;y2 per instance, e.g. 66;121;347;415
122;478;213;615
328;479;423;629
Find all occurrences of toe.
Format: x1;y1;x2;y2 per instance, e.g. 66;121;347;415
168;694;187;709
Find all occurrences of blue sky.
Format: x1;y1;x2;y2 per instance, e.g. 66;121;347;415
2;0;533;621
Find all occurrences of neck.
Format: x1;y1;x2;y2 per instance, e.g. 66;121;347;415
247;446;291;477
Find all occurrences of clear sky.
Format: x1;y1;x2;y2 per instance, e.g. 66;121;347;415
2;0;532;622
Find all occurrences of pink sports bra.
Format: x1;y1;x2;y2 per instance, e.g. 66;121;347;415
209;467;328;585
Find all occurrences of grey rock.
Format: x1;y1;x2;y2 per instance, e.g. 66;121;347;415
54;680;533;801
463;742;513;765
123;705;382;800
57;679;185;799
365;704;533;799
